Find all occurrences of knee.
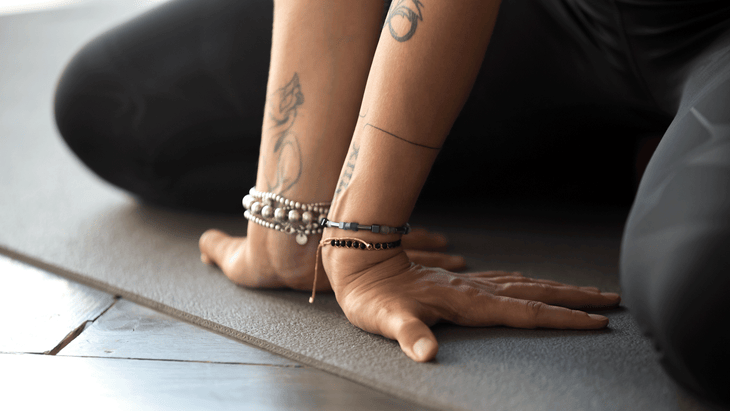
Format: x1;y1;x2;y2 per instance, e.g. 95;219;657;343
621;224;730;405
54;34;149;191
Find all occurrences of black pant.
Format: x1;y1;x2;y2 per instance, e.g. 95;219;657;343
54;0;730;405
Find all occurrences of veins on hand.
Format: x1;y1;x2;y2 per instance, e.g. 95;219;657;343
266;73;304;194
335;141;360;195
386;0;424;42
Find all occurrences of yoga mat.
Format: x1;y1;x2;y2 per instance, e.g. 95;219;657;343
0;2;711;410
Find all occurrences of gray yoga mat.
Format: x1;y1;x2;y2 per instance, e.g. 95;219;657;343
0;2;714;410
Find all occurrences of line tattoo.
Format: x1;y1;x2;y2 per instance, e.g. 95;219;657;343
335;141;360;195
266;73;304;194
386;0;424;42
364;123;440;149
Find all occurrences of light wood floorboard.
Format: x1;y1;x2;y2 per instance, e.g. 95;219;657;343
59;298;299;366
0;353;423;411
0;253;116;353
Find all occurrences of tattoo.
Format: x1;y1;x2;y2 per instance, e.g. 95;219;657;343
266;73;304;194
386;0;424;42
364;123;440;149
335;142;360;195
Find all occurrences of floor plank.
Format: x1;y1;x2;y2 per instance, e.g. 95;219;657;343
59;298;299;366
0;254;116;353
0;353;425;411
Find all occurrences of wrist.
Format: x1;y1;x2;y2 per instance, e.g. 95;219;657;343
320;228;407;295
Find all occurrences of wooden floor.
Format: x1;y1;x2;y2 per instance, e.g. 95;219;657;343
0;253;423;410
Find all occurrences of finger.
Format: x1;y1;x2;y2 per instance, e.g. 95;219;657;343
201;252;213;265
405;250;466;271
464;270;524;278
382;314;439;362
199;229;246;281
485;296;609;329
496;283;621;308
481;276;602;292
401;228;449;251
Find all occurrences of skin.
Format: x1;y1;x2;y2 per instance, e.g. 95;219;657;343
199;0;463;291
200;0;621;362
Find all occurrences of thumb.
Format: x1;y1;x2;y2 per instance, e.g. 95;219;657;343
387;315;439;362
199;229;247;284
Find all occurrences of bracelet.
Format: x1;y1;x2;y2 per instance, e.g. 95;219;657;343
243;187;330;245
327;238;402;250
319;218;411;235
310;237;403;303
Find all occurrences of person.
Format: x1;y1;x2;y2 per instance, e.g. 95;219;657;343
54;0;730;406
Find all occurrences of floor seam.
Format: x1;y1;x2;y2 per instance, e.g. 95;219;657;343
46;297;119;355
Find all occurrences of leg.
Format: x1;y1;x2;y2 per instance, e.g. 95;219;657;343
422;0;671;206
620;32;730;405
54;0;272;212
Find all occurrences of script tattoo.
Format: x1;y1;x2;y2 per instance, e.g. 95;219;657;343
386;0;424;42
266;73;304;194
335;141;360;195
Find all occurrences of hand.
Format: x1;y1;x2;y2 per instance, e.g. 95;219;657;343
322;247;621;362
198;223;467;292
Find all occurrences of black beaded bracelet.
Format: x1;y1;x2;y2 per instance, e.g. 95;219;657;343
319;218;411;235
310;236;403;304
328;238;402;250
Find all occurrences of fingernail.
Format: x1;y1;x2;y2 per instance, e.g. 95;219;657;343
601;292;620;300
413;338;435;361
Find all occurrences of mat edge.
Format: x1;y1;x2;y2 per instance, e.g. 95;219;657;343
0;245;462;411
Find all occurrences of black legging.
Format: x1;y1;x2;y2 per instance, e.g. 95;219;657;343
54;0;730;405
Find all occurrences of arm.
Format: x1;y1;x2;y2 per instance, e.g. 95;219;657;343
322;0;620;361
200;0;461;290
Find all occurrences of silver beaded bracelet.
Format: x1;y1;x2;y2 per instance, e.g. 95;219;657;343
243;188;330;245
319;218;411;235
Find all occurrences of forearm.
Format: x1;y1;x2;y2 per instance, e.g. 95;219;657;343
256;0;383;202
324;0;501;286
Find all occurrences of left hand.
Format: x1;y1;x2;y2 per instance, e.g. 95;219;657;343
322;246;621;362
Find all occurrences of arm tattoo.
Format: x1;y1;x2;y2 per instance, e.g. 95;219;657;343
266;73;304;194
386;0;424;42
335;141;360;195
364;123;440;150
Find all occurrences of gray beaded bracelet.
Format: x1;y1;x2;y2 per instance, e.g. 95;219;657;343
319;218;411;235
243;188;330;245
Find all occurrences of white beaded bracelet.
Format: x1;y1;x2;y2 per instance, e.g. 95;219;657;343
243;188;330;245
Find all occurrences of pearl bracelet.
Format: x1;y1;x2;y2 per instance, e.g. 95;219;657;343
310;237;403;303
243;187;330;245
319;218;411;235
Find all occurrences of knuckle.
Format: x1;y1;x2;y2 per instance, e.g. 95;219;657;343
526;300;546;320
448;276;463;286
496;283;512;294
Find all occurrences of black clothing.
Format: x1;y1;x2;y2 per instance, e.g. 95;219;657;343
54;0;730;405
